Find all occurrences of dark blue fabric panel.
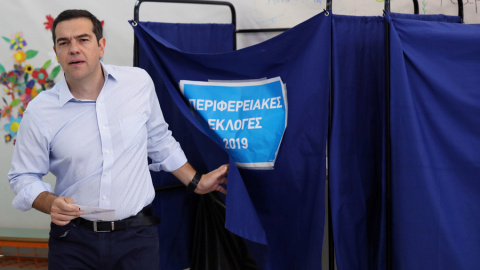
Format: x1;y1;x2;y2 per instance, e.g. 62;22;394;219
140;22;234;53
330;15;386;270
390;12;462;23
133;11;331;270
388;14;480;270
138;23;234;270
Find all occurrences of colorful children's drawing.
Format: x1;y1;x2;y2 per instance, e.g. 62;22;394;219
1;30;61;143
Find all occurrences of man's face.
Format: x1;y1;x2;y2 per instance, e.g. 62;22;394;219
53;18;105;83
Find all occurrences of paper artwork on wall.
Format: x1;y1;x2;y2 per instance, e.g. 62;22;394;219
0;15;63;144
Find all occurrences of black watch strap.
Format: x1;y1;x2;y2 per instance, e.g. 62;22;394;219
187;171;202;193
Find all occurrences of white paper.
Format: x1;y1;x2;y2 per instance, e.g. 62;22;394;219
74;204;116;221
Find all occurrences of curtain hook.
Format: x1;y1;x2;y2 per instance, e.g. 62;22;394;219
132;20;138;27
323;9;330;16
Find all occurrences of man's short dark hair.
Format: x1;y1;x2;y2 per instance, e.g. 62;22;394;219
52;9;103;45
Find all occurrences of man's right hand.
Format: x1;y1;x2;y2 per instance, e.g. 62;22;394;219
50;196;83;225
33;191;83;226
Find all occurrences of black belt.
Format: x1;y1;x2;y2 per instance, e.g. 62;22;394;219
78;205;160;232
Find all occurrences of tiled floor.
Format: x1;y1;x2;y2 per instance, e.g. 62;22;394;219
0;247;48;269
0;256;47;269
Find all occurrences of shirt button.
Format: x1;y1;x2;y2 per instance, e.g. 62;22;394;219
98;102;102;106
104;173;108;176
105;150;110;154
102;125;106;130
103;196;107;200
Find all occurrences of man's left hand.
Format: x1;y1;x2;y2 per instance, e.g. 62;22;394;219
195;164;229;194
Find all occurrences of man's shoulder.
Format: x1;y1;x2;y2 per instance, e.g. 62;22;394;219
104;64;150;80
26;86;60;111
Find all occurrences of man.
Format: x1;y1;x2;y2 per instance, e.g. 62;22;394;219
8;9;228;270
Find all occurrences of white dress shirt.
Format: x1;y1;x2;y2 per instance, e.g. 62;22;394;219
8;63;187;220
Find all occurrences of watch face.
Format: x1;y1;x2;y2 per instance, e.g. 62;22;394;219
193;172;202;184
187;181;197;193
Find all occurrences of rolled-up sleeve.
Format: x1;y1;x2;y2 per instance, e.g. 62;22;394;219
144;74;188;172
8;109;51;211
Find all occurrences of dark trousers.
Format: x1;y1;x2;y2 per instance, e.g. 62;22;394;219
48;219;159;270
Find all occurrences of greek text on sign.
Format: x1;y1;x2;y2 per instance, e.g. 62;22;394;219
179;77;288;169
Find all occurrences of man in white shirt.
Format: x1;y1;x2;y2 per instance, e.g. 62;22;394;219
8;9;228;270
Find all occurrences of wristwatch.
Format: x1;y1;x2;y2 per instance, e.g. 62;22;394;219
187;171;202;193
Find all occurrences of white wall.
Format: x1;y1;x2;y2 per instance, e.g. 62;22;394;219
1;0;479;230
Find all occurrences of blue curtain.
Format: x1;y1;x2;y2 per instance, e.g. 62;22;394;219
330;15;386;270
133;11;331;270
137;22;234;270
138;22;234;54
388;13;480;269
390;12;462;23
134;11;480;270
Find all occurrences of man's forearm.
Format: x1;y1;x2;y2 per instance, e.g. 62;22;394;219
171;162;197;186
32;191;58;214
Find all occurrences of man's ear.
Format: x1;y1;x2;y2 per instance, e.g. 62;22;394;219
98;37;106;58
53;45;56;54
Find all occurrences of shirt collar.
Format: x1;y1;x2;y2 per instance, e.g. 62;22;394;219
58;62;118;107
